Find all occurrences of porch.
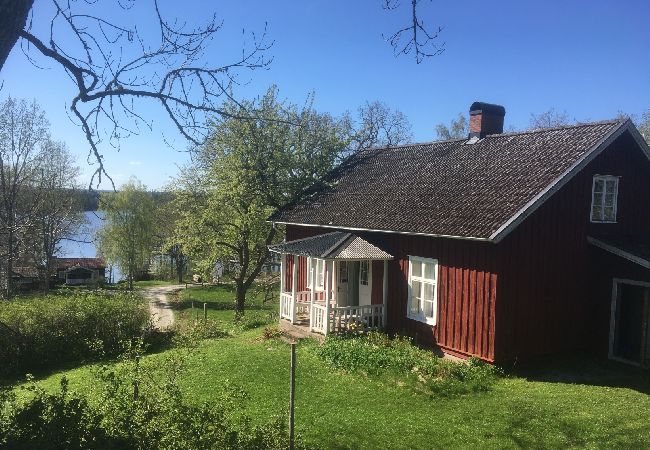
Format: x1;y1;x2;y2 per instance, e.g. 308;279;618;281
270;232;393;336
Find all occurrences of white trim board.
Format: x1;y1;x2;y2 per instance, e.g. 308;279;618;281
587;236;650;269
608;278;650;367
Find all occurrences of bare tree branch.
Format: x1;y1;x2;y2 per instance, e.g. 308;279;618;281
14;0;273;188
382;0;444;64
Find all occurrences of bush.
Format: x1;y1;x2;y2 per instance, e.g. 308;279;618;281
313;332;502;395
261;325;284;340
0;344;299;449
0;291;151;376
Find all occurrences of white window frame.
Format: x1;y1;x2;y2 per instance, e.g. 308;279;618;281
590;175;619;223
407;256;438;325
359;261;369;286
307;258;326;291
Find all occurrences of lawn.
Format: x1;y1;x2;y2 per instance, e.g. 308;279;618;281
175;283;277;325
20;326;650;449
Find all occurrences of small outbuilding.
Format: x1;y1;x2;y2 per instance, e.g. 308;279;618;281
54;258;106;285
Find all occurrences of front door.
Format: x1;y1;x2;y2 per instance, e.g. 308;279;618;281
358;260;372;306
611;282;650;367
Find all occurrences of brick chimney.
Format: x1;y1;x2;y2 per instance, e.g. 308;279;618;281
469;102;506;139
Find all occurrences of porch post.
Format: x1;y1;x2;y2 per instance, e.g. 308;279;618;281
309;257;315;330
291;255;298;324
382;260;388;329
280;254;286;294
324;260;332;336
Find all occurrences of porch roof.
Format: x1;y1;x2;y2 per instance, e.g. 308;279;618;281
587;235;650;269
269;231;393;260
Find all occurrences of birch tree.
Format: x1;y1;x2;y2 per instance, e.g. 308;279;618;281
0;98;49;297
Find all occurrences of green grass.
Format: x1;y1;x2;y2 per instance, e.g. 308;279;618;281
17;329;650;449
176;284;277;326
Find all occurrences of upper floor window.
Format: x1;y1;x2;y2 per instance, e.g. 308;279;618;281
407;256;438;325
591;175;619;223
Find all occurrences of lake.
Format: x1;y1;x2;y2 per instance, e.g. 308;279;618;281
59;211;123;282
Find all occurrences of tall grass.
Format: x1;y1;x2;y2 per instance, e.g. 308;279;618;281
0;292;151;377
313;331;503;395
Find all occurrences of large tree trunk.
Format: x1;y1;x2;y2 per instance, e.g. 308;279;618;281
235;282;246;315
5;228;13;298
0;0;34;72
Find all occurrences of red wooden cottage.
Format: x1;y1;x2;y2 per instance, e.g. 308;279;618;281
269;102;650;367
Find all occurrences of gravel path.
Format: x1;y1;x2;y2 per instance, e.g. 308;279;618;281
142;285;184;330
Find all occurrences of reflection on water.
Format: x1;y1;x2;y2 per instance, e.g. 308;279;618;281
59;211;123;282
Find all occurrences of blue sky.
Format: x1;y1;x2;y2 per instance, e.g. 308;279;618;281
1;0;648;189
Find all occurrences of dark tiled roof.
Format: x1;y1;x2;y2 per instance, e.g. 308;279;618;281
269;232;393;260
271;120;627;240
55;257;106;270
588;236;650;268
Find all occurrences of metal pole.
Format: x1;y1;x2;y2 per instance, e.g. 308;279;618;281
204;302;207;321
289;342;296;450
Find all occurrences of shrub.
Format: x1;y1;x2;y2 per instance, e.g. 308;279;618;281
261;325;284;340
313;332;502;395
234;311;276;332
0;343;299;449
171;319;230;344
0;291;151;376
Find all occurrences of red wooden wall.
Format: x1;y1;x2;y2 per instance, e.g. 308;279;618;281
285;226;499;361
495;132;650;361
281;130;650;363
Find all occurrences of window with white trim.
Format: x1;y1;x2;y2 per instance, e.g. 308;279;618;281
307;258;326;291
359;261;369;286
591;175;619;223
407;256;438;325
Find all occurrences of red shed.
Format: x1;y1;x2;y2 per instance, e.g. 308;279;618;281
269;102;650;367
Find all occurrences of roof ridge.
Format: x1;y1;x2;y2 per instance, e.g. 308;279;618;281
322;232;352;258
361;118;626;152
485;118;625;139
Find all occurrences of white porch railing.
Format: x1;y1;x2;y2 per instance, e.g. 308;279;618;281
280;292;293;321
331;304;384;333
311;304;327;334
280;290;385;335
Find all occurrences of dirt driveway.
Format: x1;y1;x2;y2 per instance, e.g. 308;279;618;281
141;285;185;330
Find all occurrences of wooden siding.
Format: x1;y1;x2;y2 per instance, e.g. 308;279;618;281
496;132;650;361
286;225;499;361
281;130;650;363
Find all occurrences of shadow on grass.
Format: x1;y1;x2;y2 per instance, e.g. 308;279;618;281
0;329;178;388
505;354;650;394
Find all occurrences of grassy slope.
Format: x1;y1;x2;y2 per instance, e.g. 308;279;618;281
25;328;650;449
11;285;650;449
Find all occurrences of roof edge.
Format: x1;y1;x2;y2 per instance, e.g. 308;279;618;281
490;120;640;243
322;232;352;258
271;220;493;242
587;236;650;269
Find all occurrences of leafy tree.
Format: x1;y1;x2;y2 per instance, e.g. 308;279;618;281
173;87;352;313
435;113;468;140
98;179;155;290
